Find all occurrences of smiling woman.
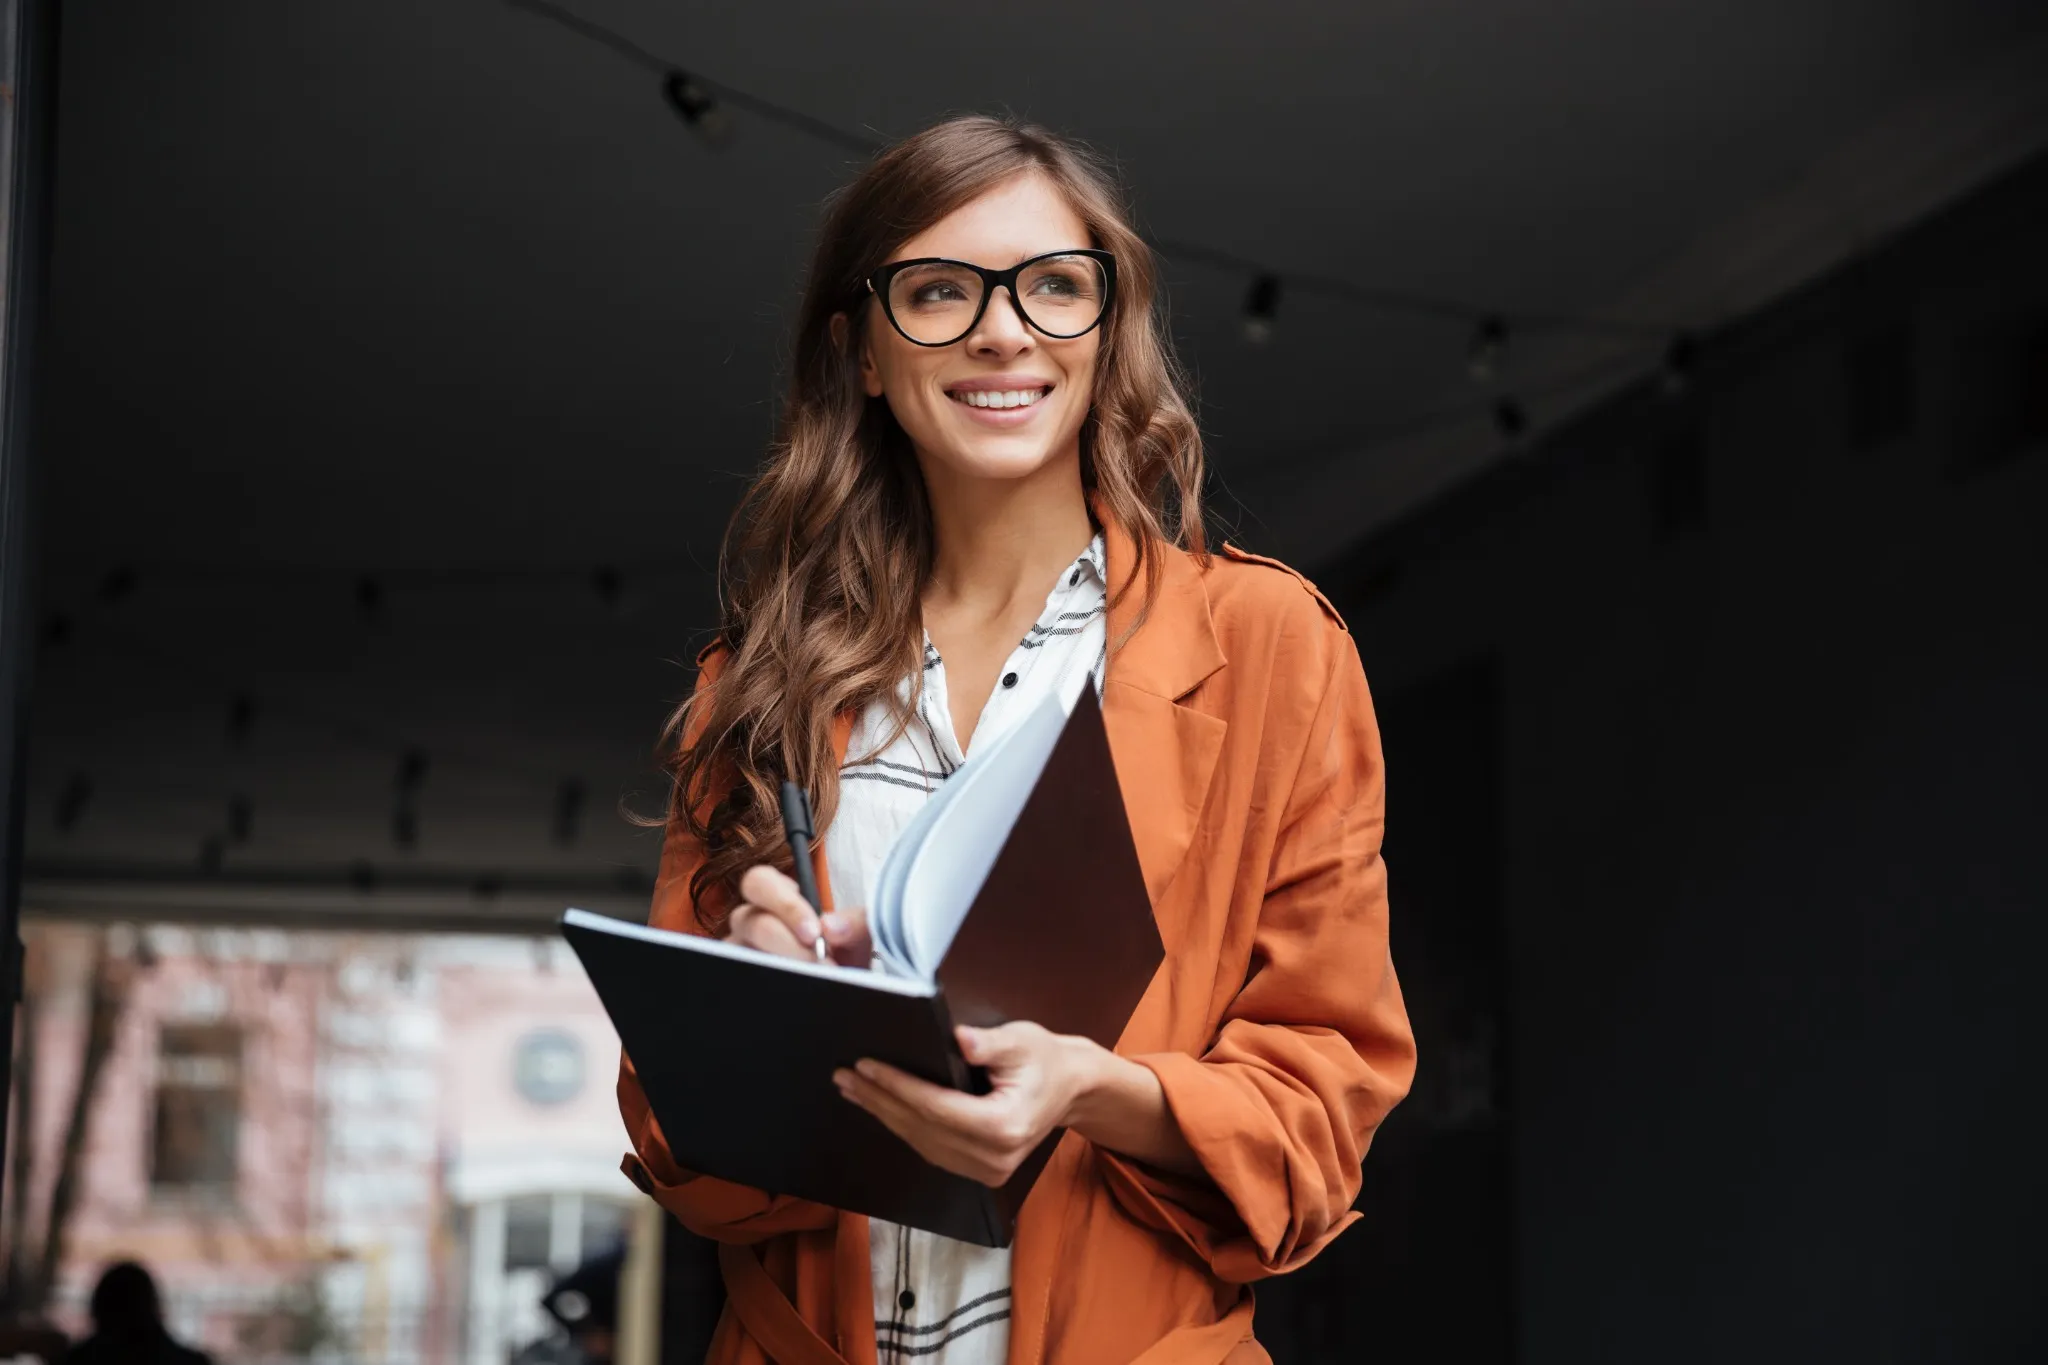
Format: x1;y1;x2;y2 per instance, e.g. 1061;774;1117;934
617;115;1414;1365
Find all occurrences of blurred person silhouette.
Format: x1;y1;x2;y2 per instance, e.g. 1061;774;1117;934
512;1242;622;1365
64;1261;212;1365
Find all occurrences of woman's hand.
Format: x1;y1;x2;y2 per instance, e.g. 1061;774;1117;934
838;1024;1209;1186
723;865;871;967
836;1022;1095;1187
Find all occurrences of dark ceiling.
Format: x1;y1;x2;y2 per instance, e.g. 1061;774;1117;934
22;0;2048;928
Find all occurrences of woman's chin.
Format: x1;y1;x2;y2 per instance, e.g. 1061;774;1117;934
919;435;1078;486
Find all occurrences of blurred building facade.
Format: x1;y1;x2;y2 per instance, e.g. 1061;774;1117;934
3;922;635;1364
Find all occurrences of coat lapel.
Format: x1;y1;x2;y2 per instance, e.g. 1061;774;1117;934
1099;521;1228;915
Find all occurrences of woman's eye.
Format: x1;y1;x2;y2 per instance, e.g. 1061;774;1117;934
912;282;968;305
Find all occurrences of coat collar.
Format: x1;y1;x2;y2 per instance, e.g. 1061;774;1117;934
1098;516;1229;909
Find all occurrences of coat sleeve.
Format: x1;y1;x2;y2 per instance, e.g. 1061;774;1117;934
615;650;838;1244
1097;633;1416;1282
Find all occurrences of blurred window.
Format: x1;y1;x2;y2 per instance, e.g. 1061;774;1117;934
151;1022;243;1193
505;1194;554;1270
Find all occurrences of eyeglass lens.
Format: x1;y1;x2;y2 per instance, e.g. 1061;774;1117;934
885;255;1108;345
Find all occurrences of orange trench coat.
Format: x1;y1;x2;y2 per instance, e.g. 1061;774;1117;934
618;523;1416;1364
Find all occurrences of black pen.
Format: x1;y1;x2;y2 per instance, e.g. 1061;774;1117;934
778;780;829;963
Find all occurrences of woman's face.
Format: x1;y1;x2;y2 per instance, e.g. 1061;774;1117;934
853;172;1102;489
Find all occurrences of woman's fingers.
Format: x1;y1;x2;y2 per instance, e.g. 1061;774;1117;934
734;865;822;949
820;905;873;967
724;904;809;960
835;1068;1014;1185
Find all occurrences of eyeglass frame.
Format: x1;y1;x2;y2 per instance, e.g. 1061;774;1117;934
864;248;1118;348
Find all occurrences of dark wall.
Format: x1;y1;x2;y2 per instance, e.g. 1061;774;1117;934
1304;153;2048;1362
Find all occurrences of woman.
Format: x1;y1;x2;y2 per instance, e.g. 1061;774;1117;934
618;115;1415;1364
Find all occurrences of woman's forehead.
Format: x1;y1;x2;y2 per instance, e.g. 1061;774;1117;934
893;172;1091;267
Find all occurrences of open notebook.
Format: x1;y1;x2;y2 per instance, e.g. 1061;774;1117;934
562;686;1161;1246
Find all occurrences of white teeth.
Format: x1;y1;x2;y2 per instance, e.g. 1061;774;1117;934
953;387;1046;409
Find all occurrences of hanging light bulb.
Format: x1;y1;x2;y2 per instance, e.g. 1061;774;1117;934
396;749;430;794
1468;316;1509;383
227;695;259;747
1242;275;1281;344
55;774;93;833
355;576;386;623
662;71;733;145
554;778;586;847
1493;397;1529;450
98;565;138;603
1660;332;1698;397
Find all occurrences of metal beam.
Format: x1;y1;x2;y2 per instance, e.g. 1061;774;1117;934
0;0;61;1188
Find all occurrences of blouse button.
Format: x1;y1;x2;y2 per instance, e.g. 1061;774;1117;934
898;1289;916;1311
1001;672;1018;689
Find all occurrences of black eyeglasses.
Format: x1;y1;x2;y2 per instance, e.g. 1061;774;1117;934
866;249;1116;347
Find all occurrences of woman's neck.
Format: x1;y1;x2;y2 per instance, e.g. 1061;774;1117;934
920;454;1095;620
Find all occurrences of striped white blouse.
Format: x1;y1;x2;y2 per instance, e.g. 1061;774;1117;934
823;534;1108;1363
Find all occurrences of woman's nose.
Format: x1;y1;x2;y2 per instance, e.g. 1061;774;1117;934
966;287;1034;354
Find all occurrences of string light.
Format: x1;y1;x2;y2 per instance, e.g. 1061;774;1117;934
553;778;585;847
1660;332;1698;396
355;575;386;622
1241;275;1281;344
98;565;138;603
1493;397;1529;450
54;774;92;833
227;694;259;747
662;71;732;145
1467;317;1509;383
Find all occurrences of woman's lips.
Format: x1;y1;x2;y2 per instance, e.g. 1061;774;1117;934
946;384;1053;426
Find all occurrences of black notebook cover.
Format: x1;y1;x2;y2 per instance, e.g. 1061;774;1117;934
563;687;1161;1247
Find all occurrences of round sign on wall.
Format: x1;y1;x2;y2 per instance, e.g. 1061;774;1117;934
512;1028;586;1106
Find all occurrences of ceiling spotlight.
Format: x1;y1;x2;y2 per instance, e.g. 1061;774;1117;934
663;71;732;145
1468;316;1509;383
1660;332;1698;397
1242;275;1281;345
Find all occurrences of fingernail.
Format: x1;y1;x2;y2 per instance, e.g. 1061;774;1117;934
855;1060;876;1079
832;1069;851;1088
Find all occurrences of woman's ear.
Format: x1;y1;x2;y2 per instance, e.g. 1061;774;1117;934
830;311;886;399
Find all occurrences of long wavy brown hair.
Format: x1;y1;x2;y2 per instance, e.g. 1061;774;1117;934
665;114;1206;927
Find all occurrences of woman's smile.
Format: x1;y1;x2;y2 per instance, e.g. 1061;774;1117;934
944;374;1056;425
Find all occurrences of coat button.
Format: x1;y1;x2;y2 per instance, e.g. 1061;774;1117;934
1001;672;1018;688
898;1289;916;1311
